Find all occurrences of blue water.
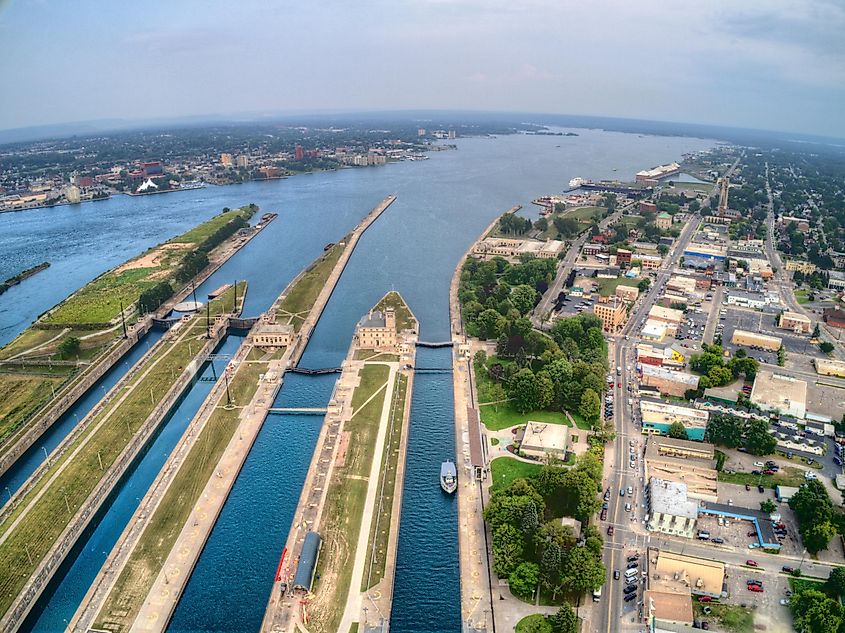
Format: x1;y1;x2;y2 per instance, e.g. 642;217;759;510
22;334;244;633
0;129;716;631
0;330;164;501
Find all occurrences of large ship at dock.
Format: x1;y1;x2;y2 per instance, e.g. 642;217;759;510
440;460;457;494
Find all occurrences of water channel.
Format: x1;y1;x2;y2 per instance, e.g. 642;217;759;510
1;129;715;632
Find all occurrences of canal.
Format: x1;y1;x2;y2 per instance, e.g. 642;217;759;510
1;129;714;632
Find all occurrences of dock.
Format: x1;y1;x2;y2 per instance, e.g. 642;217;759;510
71;196;395;633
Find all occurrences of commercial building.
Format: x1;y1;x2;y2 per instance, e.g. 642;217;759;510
644;592;693;632
616;248;633;266
778;311;812;334
786;260;817;274
636;163;681;184
640;396;709;440
829;271;845;291
220;153;233;168
636;343;686;368
644;436;718;503
354;308;399;351
648;306;684;336
731;329;782;352
814;358;845;378
666;275;697;297
655;212;673;230
641;322;669;342
653;550;725;598
472;237;563;261
725;291;768;310
640;254;663;270
639;365;700;399
750;370;807;419
593;298;627;332
683;243;727;261
824;307;845;329
519;421;569;459
646;479;698;538
236;155;250;169
615;284;639;302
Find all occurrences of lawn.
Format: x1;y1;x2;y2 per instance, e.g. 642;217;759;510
374;291;417;332
717;466;806;489
276;243;345;331
789;576;830;595
362;373;407;591
693;603;754;633
490;456;543;491
564;205;604;223
0;374;65;443
168;206;252;245
309;364;390;633
794;289;811;305
480;402;571;431
596;276;640;297
515;614;551;633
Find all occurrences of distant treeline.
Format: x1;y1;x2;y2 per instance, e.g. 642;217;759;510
0;261;50;296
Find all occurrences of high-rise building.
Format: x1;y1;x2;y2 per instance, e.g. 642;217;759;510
236;155;249;169
294;145;304;161
417;128;426;137
220;153;233;168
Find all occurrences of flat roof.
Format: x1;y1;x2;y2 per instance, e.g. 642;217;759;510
698;501;779;547
654;550;725;596
644;591;694;626
521;421;568;451
650;478;699;520
750;370;807;410
466;407;484;467
781;311;811;323
648;305;684;323
815;358;845;374
646;435;715;461
732;329;783;346
641;365;700;387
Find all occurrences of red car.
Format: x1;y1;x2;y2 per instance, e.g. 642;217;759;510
763;469;776;475
746;560;758;567
600;508;608;521
748;585;764;593
698;596;713;603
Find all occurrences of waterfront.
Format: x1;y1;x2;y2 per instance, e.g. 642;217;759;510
0;129;715;632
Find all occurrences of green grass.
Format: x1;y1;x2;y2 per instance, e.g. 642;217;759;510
491;456;543;491
310;364;390;633
0;374;66;443
789;576;830;596
515;614;552;633
794;289;811;305
717;466;806;489
169;207;251;245
362;373;407;591
480;402;571;431
0;328;68;361
564;206;603;223
374;291;417;332
276;243;345;331
596;276;640;297
0;289;242;619
693;603;754;633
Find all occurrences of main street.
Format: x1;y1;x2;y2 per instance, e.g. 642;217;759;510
532;200;636;328
596;215;701;633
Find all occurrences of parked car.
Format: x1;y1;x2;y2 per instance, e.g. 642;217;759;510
698;596;713;603
747;579;763;587
624;585;637;594
607;526;614;536
746;560;758;567
712;537;725;544
624;593;636;602
600;508;608;521
748;585;764;593
782;566;794;574
780;598;790;606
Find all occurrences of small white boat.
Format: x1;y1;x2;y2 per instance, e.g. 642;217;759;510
440;460;457;494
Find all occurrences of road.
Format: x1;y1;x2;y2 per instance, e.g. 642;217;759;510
532;201;636;328
596;215;701;633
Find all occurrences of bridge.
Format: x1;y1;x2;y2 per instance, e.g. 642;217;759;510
266;407;328;416
288;367;342;375
413;367;453;374
415;341;454;348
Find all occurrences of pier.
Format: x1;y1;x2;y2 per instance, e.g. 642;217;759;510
71;196;395;633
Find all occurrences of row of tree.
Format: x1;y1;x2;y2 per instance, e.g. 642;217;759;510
704;413;777;456
485;455;606;603
138;281;174;314
788;480;838;554
499;213;533;235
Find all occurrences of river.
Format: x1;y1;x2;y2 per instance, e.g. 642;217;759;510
2;128;714;632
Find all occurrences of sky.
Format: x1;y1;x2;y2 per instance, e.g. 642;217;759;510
1;0;843;138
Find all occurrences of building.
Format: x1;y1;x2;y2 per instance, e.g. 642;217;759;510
640;397;709;440
292;531;322;593
640;201;658;214
252;322;293;348
519;421;569;459
583;243;605;256
236;155;250;169
786;260;817;274
636;163;681;185
647;305;684;336
646;478;698;538
655;212;673;230
776;485;800;503
750;370;807;419
472;237;563;261
824;307;845;329
814;358;845;378
778;311;812;334
594;298;627;332
731;329;782;352
666;275;697;297
220;153;234;168
640;365;700;398
636;343;686;368
725;291;768;310
644;591;694;632
641;321;668;342
828;271;845;291
616;248;632;266
645;436;718;502
354;308;398;351
640;255;663;270
683;243;727;261
615;284;639;302
259;166;281;179
652;550;726;598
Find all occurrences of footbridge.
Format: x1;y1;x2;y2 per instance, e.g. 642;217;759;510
413;366;453;374
288;367;342;375
266;407;329;416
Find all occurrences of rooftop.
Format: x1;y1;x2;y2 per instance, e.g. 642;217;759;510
653;550;726;597
648;305;684;323
640;397;709;428
640;365;700;387
357;309;390;329
649;478;699;520
521;421;568;452
644;590;694;626
750;370;807;411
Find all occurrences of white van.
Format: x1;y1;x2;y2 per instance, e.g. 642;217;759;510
625;568;639;579
592;586;602;602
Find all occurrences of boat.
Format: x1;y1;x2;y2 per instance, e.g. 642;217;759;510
440;460;457;494
568;177;586;189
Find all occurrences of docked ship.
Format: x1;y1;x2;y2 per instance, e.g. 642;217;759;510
568;177;586;189
440;460;457;494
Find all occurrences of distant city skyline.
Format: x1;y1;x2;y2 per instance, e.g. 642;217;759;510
1;0;843;138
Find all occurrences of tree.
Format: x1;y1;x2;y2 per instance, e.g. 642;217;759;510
705;414;743;448
802;521;836;554
760;499;777;514
510;368;543;414
791;589;844;633
473;350;487;367
579;388;601;426
549;604;578;633
812;323;821;339
492;524;525;577
562;545;605;593
58;336;81;359
509;562;540;598
511;284;540;315
743;418;777;455
828;567;845;598
637;278;651;292
820;341;835;354
668;421;688;440
562;469;602;522
476;308;507;340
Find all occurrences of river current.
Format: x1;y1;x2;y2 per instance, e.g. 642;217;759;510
0;128;714;632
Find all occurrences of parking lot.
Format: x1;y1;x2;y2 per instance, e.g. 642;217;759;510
676;307;709;344
718;307;827;362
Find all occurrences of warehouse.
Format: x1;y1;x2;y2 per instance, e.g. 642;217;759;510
750;370;807;419
293;532;323;593
646;478;699;538
731;329;782;352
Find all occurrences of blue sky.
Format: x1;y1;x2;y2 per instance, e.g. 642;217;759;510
1;0;843;137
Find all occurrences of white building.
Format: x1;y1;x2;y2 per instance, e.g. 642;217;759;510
647;478;699;538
